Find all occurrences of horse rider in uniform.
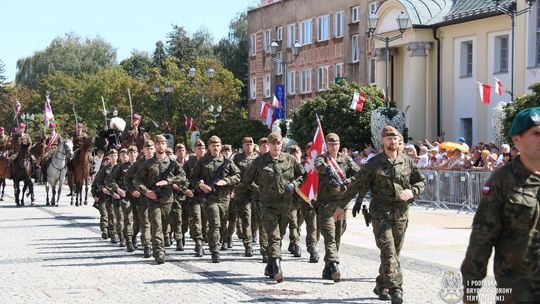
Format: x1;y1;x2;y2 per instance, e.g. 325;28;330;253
122;114;149;151
42;122;61;183
0;127;10;157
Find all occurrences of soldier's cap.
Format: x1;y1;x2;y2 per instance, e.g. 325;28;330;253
77;123;84;129
195;139;205;148
19;122;26;129
207;135;221;145
267;132;282;144
381;126;401;138
509;107;540;137
242;137;254;144
127;145;138;153
155;134;167;143
107;149;118;156
12;128;18;133
288;145;301;154
132;113;141;120
119;148;128;154
49;122;57;128
326;133;340;143
166;147;174;154
175;143;186;151
144;140;155;148
221;144;232;152
103;155;110;161
258;137;268;145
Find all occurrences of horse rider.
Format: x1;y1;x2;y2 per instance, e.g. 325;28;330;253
107;117;125;152
122;113;149;151
42;122;61;183
10;123;35;170
71;123;88;151
0;127;10;157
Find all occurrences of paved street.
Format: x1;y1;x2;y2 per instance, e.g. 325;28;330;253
0;180;496;304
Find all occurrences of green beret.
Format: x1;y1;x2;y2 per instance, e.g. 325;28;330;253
509;107;540;137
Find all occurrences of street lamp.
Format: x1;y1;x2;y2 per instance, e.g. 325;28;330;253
492;0;536;100
367;11;410;109
269;40;302;120
208;104;222;121
188;67;215;135
153;83;174;123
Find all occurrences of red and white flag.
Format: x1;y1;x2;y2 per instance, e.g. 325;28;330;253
184;115;196;132
44;95;54;122
297;117;326;204
272;94;280;108
265;107;275;128
477;82;491;104
495;78;503;96
349;91;366;112
260;101;270;119
15;99;21;114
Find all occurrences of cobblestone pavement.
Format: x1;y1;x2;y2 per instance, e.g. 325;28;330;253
0;180;496;304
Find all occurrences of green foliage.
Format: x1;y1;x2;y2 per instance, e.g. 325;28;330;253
289;82;385;150
205;108;269;148
0;59;6;84
152;41;168;73
120;50;152;80
502;82;540;142
166;25;195;68
15;33;116;89
192;28;215;58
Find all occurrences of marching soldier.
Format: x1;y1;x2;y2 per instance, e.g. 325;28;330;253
221;144;238;250
133;135;188;264
335;126;425;303
300;142;321;264
106;148;128;247
91;152;116;241
191;136;241;263
168;143;192;251
287;145;304;258
314;133;360;282
251;137;270;262
461;107;540;303
243;132;305;282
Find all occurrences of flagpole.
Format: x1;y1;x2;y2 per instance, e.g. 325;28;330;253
72;107;78;127
127;88;133;126
101;96;108;127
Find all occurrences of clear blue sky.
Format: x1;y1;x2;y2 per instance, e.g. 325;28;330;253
0;0;255;82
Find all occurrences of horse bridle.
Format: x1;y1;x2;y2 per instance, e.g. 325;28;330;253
51;140;71;171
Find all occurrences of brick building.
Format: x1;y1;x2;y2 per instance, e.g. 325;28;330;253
247;0;384;120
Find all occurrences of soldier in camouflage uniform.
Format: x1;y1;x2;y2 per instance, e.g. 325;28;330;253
169;143;192;251
244;132;305;283
126;140;155;258
133;135;188;264
461;107;540;303
191;136;241;263
286;145;304;258
314;133;360;282
232;137;258;257
251;137;270;261
336;126;425;303
91;155;112;239
96;149;119;243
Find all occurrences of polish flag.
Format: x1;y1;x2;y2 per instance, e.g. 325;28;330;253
44;95;54;122
184;115;196;132
260;101;270;119
477;82;491;104
272;94;280;108
265;107;275;128
297;116;325;204
495;78;503;96
349;91;366;112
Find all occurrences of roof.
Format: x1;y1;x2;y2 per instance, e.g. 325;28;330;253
442;0;514;23
397;0;453;26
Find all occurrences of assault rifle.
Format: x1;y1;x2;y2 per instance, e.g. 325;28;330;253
145;159;178;204
194;158;231;203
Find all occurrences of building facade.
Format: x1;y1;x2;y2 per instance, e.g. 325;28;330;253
247;0;384;120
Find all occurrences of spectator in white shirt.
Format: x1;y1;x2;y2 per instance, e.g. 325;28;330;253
416;146;429;168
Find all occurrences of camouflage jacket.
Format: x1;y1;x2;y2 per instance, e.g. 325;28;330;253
124;157;145;195
243;152;305;204
461;155;540;302
91;164;112;198
183;155;200;187
233;152;258;199
339;152;425;209
191;154;241;200
133;155;188;204
106;161;133;194
315;152;360;203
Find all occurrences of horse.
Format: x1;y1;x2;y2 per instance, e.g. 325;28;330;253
30;135;47;184
11;144;34;206
45;139;74;206
69;137;93;207
0;154;10;201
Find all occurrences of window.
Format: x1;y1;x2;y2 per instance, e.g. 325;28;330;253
263;30;271;52
301;19;313;45
334;62;344;79
250;77;257;99
287;71;296;95
276;26;283;41
334;11;344;38
351;6;360;23
369;2;378;15
250;33;256;56
368;58;376;84
300;69;312;93
317;15;330;41
351;35;359;63
264;74;271;98
494;35;509;73
460;118;473;147
287;23;296;48
317;66;330;91
276;51;283;75
460;41;473;77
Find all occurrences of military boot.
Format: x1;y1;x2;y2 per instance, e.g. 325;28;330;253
164;237;171;247
126;241;135;252
389;289;403;304
119;238;125;247
220;242;227;251
292;244;302;258
262;255;268;263
373;286;391;300
272;258;284;283
264;262;273;278
132;236;139;249
101;228;109;240
244;244;253;257
143;246;152;258
287;243;294;253
309;251;319;263
155;251;165;264
227;240;233;249
194;240;205;257
329;262;341;282
110;234;118;244
322;265;332;280
211;251;220;263
176;240;184;251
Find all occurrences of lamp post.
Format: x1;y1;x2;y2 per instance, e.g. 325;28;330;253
154;82;174;123
492;0;536;100
189;67;215;137
208;104;222;121
367;11;410;109
269;40;302;120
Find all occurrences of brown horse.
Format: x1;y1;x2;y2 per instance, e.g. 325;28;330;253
30;135;47;183
0;155;11;201
68;137;93;206
11;144;34;206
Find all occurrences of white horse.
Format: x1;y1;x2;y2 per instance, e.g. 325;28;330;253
45;139;74;206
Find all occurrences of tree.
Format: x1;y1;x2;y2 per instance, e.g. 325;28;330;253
166;25;195;69
502;82;540;142
206;108;269;148
16;33;116;89
289;82;386;150
120;50;152;80
0;59;6;84
152;41;167;73
192;28;215;58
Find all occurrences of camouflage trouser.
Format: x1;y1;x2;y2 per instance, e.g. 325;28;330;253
237;199;252;245
302;202;319;254
225;199;239;244
317;201;346;264
253;201;268;258
371;204;409;292
136;201;151;247
288;203;301;248
106;201;116;235
201;204;208;241
122;200;140;241
98;199;109;232
189;201;204;243
148;201;173;257
204;199;229;253
112;202;125;240
169;201;189;242
262;201;291;259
